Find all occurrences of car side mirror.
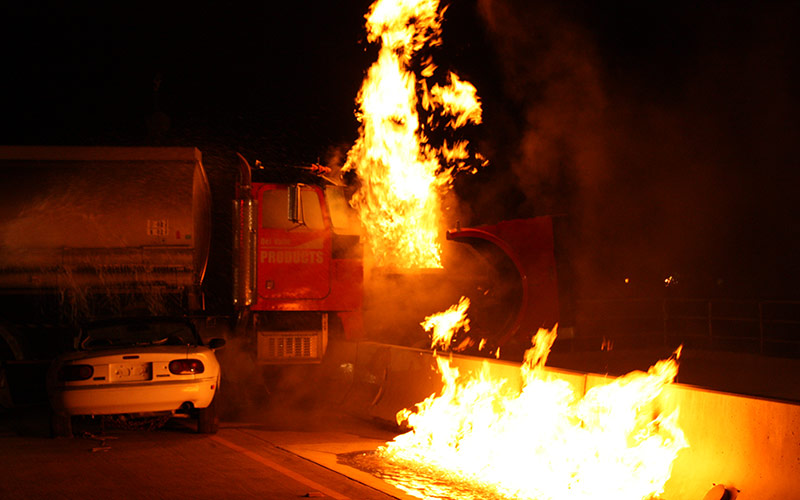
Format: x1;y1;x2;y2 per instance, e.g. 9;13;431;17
207;338;226;350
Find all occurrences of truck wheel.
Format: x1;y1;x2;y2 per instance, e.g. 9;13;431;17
50;411;73;438
197;395;218;434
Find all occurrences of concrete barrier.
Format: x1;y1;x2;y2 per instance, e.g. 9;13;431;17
326;340;800;499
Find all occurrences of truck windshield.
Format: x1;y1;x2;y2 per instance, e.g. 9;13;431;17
261;187;323;230
325;186;360;235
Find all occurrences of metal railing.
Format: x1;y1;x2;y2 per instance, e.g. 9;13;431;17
572;298;800;357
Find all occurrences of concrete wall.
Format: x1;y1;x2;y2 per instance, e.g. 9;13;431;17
331;340;800;500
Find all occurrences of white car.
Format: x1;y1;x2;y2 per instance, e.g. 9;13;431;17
47;317;225;436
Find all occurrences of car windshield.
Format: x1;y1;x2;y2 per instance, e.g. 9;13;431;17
80;320;199;350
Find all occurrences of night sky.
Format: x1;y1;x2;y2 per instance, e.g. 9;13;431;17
2;1;798;301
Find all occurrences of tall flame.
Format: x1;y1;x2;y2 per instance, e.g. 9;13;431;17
382;318;688;500
345;0;484;269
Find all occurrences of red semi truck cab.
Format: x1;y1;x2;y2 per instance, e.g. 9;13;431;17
233;156;363;364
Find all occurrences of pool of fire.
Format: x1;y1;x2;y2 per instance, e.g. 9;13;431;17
338;449;511;500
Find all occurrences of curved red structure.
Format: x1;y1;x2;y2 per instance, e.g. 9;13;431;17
447;217;559;348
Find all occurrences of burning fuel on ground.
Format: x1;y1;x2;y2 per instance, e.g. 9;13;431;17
343;297;687;500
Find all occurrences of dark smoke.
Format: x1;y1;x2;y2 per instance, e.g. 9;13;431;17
472;0;800;300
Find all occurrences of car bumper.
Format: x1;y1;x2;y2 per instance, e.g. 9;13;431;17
49;377;217;416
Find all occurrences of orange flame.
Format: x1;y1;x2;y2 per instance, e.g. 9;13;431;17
345;0;484;269
382;323;688;499
422;295;471;351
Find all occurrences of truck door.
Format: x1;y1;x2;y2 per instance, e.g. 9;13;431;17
256;184;331;301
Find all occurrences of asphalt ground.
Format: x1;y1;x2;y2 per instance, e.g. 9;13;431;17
0;405;406;500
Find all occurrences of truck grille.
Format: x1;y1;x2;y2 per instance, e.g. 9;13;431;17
270;335;312;357
258;331;320;363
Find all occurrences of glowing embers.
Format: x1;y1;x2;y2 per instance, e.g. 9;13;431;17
345;0;484;269
368;325;687;500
